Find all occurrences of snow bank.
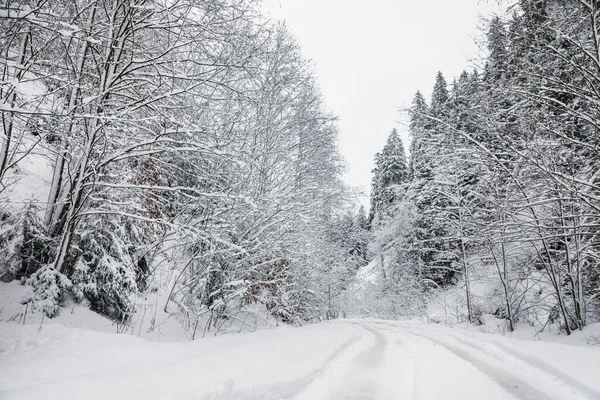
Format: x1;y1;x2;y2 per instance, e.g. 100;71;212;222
354;258;380;286
0;275;279;342
0;320;362;400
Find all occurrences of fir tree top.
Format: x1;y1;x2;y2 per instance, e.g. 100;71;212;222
431;72;449;117
368;128;409;223
378;128;408;188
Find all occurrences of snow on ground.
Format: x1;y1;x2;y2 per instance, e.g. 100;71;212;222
1;67;56;217
1;317;599;400
0;280;193;341
0;279;278;342
354;258;381;287
2;259;599;399
0;137;53;215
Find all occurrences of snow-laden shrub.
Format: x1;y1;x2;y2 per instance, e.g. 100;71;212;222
583;258;600;324
68;220;144;321
266;286;306;325
73;254;137;320
0;212;20;281
0;204;55;282
27;265;72;317
0;206;145;320
378;275;427;319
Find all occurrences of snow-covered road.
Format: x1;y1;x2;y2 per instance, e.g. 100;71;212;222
1;319;599;400
290;321;599;400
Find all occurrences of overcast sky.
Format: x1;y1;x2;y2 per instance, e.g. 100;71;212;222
264;0;500;204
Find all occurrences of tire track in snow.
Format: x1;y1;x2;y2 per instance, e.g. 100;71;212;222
192;326;365;400
404;330;560;400
353;324;386;368
289;323;386;400
430;326;599;399
487;340;600;400
340;324;387;399
390;322;598;400
363;322;419;400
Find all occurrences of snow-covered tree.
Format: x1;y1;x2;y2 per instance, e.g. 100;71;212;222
368;128;408;224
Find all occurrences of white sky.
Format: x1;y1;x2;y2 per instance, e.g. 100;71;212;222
264;0;499;204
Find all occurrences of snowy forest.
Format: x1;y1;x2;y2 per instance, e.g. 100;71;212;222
0;0;370;336
367;1;600;334
1;0;599;340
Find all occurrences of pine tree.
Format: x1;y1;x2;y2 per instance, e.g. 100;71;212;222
368;129;408;224
408;91;430;181
368;152;382;225
350;205;369;264
431;71;449;118
406;74;457;286
485;17;509;83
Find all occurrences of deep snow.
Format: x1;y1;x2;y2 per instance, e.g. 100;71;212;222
1;318;600;400
2;266;600;400
0;279;278;342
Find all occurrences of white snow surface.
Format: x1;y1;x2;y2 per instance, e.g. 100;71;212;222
0;278;278;342
1;318;600;400
354;258;380;286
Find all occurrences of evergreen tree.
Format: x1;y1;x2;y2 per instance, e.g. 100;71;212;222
351;205;370;263
406;74;457;285
485;17;509;83
368;152;382;225
408;91;430;181
368;129;408;224
431;71;449;117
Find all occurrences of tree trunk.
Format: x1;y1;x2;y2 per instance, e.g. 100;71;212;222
0;26;29;181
